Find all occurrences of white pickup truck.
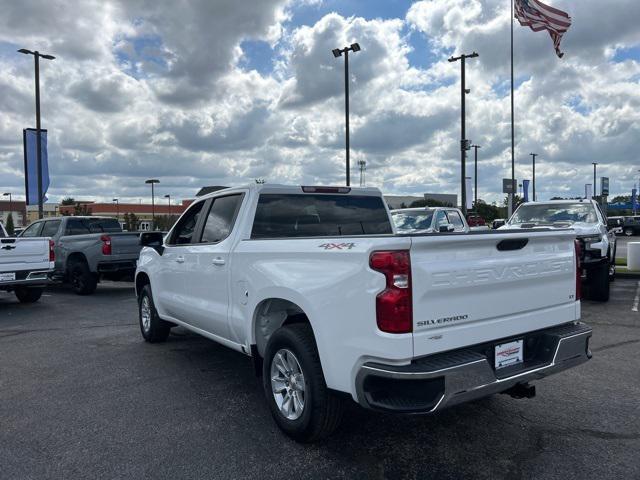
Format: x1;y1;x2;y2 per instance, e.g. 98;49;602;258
0;221;54;303
135;184;591;442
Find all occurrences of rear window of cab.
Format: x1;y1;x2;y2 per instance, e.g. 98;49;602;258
251;194;393;239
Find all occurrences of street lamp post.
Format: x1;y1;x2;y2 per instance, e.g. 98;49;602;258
332;43;361;186
18;49;55;220
530;153;538;202
113;198;119;221
145;179;160;229
448;52;479;216
471;145;481;209
592;162;598;201
164;194;171;217
2;192;12;213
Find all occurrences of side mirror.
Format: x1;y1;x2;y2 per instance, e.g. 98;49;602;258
439;224;455;233
140;231;164;247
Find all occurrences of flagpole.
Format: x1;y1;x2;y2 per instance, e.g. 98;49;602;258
510;0;515;217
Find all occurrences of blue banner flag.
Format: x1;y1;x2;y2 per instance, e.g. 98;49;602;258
633;189;638;212
23;128;50;206
523;179;530;202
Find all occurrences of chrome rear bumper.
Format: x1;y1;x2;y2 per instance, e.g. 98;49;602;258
356;322;592;413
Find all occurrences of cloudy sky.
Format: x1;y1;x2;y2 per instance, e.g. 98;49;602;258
0;0;639;205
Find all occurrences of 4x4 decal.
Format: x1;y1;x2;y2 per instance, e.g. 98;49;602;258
318;243;356;250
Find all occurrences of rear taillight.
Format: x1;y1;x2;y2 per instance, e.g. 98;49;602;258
49;240;55;262
370;250;412;333
574;239;582;301
101;235;112;255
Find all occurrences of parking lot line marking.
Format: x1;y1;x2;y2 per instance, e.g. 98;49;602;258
632;281;640;312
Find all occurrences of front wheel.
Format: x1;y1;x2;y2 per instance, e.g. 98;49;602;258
590;262;610;302
138;284;171;342
14;287;44;303
263;324;344;443
624;228;634;237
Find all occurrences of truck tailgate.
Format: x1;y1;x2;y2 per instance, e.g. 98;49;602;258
410;230;579;358
0;237;51;269
109;233;142;256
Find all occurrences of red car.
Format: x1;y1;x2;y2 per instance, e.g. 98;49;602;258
466;214;486;227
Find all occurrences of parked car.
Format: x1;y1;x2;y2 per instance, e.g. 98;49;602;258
466;214;486;227
0;220;54;303
135;184;591;442
391;207;469;233
621;216;640;236
492;218;507;229
502;199;615;301
607;216;624;235
20;216;143;295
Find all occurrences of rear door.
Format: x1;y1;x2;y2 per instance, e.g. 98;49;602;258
410;230;579;358
182;193;244;338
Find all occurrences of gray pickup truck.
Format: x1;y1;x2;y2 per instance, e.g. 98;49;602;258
20;216;142;295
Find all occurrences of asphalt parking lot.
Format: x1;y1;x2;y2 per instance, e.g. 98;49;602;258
1;281;639;480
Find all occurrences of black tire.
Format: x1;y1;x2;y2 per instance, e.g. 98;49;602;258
590;262;610;302
14;287;43;303
68;260;98;295
624;228;634;237
138;284;171;343
262;323;344;443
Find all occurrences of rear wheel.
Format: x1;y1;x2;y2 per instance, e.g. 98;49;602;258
138;284;171;342
263;323;344;442
624;228;634;237
68;260;98;295
14;287;43;303
590;262;610;302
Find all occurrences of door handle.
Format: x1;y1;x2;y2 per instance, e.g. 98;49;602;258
176;256;185;263
212;257;225;266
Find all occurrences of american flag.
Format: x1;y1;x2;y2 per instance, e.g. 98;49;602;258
514;0;572;58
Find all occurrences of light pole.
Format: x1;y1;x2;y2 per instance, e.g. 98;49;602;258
164;194;171;217
18;49;55;220
358;160;366;187
113;198;119;221
448;51;479;216
592;162;598;200
530;153;538;202
145;179;160;229
332;42;361;186
3;192;12;227
471;145;481;209
3;192;12;213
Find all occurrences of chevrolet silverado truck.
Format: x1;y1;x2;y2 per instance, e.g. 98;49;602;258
20;216;142;295
1;220;54;303
502;199;615;302
135;184;591;442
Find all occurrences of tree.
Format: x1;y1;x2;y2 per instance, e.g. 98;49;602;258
61;197;75;206
5;213;14;236
124;212;139;231
472;200;503;222
73;202;92;216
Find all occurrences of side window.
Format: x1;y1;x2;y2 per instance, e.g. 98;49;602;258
168;202;205;245
435;211;449;229
65;218;88;235
200;194;243;244
21;222;43;237
448;211;465;231
41;220;61;237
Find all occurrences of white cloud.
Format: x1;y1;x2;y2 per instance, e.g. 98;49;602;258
0;0;638;207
